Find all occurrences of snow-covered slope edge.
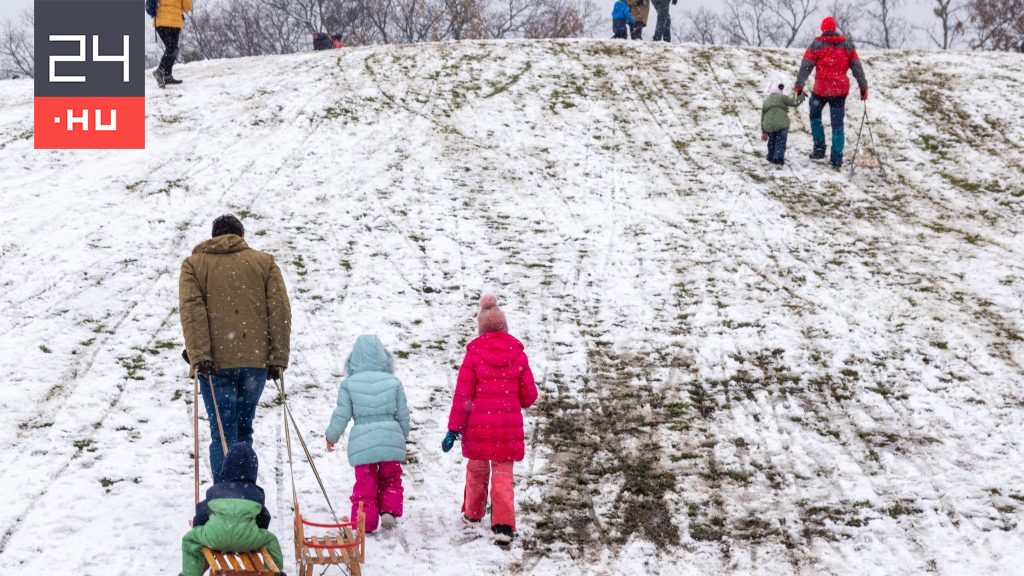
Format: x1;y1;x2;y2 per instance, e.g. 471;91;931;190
0;40;1022;575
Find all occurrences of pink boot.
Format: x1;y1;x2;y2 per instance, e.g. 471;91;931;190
462;460;490;521
351;464;380;532
490;461;516;531
377;461;404;517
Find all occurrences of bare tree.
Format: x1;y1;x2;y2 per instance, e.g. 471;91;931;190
920;0;967;49
967;0;1024;50
769;0;819;48
0;10;33;78
679;6;721;44
826;0;865;42
522;0;592;38
860;0;909;49
721;0;777;46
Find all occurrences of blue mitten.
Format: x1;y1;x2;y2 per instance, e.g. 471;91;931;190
441;430;460;453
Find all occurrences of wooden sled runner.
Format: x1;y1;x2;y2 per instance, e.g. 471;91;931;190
201;547;282;575
280;375;366;576
294;505;365;576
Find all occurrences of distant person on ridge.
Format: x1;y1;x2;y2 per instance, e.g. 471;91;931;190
442;294;538;548
651;0;678;42
152;0;193;88
179;214;291;477
794;16;869;170
628;0;650;40
612;0;635;40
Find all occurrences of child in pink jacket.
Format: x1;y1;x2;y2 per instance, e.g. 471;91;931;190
442;294;538;547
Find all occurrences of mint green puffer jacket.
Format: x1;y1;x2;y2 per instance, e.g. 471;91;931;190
325;335;410;466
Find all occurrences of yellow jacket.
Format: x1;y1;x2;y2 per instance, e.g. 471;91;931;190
155;0;192;29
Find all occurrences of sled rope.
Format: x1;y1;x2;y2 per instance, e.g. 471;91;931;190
207;374;229;456
193;373;200;505
849;104;889;180
275;375;343;526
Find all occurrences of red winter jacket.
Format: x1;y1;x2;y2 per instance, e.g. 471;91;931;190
447;332;538;462
795;32;868;98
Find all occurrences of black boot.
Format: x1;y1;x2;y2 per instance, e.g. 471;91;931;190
809;149;826;160
493;524;514;548
152;68;166;89
165;76;183;85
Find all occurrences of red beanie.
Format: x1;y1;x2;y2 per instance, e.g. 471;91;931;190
821;16;838;33
477;294;508;335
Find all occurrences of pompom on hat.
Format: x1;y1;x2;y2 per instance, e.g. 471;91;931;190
477;293;509;335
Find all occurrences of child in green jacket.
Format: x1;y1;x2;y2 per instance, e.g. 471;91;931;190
181;443;284;576
761;83;807;166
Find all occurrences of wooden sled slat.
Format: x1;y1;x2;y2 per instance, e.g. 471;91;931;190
294;505;365;576
201;546;279;575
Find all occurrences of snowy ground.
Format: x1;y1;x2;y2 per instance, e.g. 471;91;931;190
1;40;1023;576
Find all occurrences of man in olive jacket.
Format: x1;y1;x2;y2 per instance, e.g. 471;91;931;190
179;214;291;476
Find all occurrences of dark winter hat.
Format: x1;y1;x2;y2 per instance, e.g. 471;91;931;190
219;442;258;482
821;16;838;33
212;214;244;238
477;294;509;336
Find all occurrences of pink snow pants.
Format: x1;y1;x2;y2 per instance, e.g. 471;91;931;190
463;460;516;530
351;461;403;533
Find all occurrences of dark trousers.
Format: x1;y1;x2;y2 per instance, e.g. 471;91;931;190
156;26;181;76
809;94;847;166
630;22;644;40
766;129;789;164
199;367;267;478
613;19;629;39
652;0;671;42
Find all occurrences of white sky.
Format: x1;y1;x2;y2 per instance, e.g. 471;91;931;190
3;0;940;44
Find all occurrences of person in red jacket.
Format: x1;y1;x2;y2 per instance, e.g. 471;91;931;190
442;294;538;548
794;16;869;169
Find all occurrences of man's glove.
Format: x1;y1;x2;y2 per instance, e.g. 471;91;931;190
268;365;285;381
860;86;868;101
326;437;335;452
196;360;215;376
794;86;803;96
441;430;460;453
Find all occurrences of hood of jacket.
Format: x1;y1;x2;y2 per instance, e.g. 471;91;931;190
192;234;250;256
346;334;394;375
816;32;847;44
467;332;524;368
219;442;259;483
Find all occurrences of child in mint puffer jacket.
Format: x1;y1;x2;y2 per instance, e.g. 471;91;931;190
325;334;411;533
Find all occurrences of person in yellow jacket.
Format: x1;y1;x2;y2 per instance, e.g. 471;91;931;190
153;0;192;88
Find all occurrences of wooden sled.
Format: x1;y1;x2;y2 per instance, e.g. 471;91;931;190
201;547;281;575
855;152;881;169
293;502;366;576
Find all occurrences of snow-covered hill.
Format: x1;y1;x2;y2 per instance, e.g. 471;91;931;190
1;40;1023;576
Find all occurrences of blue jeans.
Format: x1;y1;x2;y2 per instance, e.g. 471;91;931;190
199;368;267;478
809;94;847;166
766;129;789;164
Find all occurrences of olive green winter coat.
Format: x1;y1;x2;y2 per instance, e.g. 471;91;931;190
761;92;806;133
179;234;291;371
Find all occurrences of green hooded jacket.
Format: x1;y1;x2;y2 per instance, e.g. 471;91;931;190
761;92;807;133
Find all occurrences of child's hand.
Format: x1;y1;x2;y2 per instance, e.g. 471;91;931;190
761;132;769;142
441;430;460;453
326;438;335;452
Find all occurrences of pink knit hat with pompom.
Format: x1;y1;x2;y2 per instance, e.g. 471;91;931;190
477;293;509;335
